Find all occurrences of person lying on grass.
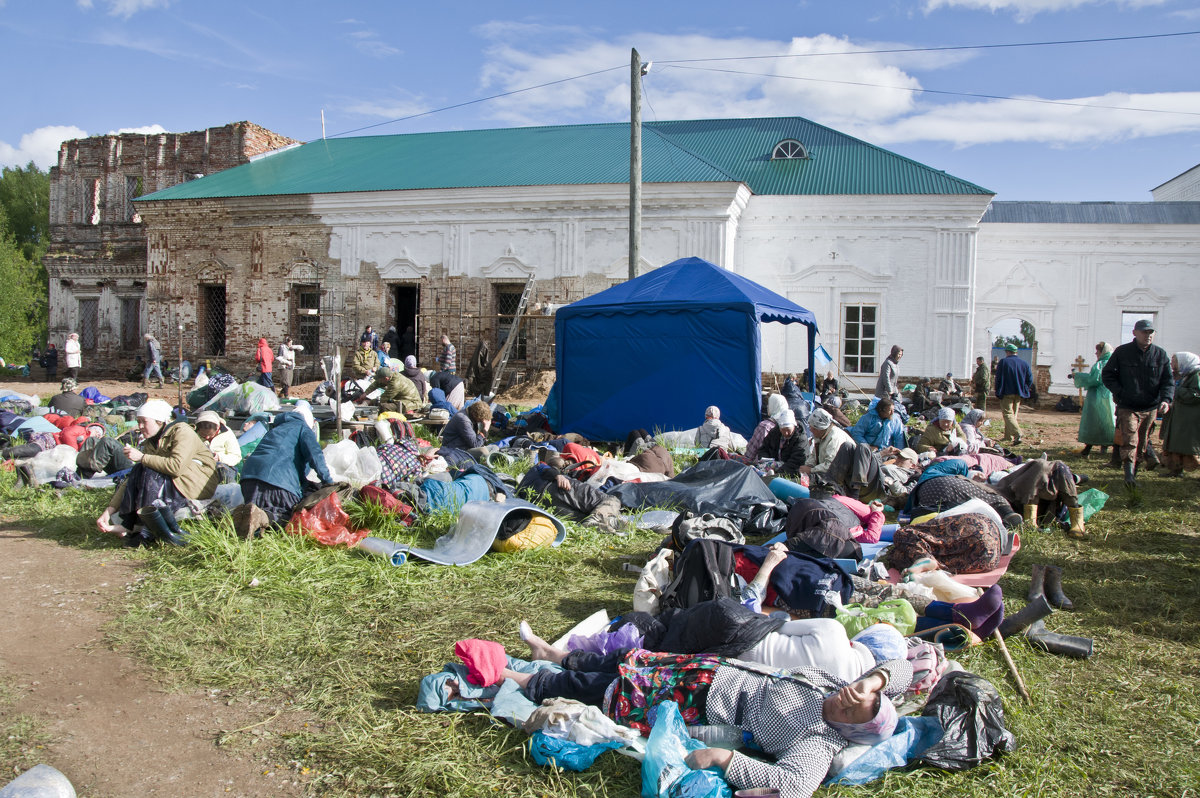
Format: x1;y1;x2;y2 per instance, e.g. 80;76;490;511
457;628;911;798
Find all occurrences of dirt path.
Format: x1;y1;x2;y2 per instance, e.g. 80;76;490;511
0;523;307;798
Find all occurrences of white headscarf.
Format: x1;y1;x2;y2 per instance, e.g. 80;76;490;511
1175;351;1200;377
808;408;833;430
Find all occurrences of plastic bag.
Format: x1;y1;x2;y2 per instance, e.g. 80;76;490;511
31;445;78;484
835;599;918;637
529;731;622;772
917;670;1016;770
1077;488;1108;522
286;491;369;547
642;702;731;798
322;439;382;489
568;621;644;656
234;381;281;414
825;716;944;785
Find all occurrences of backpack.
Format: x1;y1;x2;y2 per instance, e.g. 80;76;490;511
669;511;746;550
658;539;739;611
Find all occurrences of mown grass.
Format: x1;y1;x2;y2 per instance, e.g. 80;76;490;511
2;433;1199;797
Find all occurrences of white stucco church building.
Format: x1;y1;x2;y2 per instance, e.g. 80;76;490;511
62;114;1194;394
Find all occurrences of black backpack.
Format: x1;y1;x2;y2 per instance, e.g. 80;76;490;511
659;539;739;611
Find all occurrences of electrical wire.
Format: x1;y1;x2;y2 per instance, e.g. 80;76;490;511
663;63;1200;117
656;30;1200;64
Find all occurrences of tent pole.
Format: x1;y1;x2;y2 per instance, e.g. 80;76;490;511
807;325;816;392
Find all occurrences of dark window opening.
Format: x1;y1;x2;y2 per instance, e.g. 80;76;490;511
120;297;141;350
392;284;420;361
494;285;527;361
78;298;99;350
291;284;321;354
200;284;227;356
125;175;143;221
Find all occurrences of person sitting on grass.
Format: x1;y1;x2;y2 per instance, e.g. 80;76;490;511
696;405;734;450
194;410;242;481
440;401;492;456
915;408;966;455
848;398;908;451
760;410;808;476
236;408;333;534
96;399;219;547
372;366;422;413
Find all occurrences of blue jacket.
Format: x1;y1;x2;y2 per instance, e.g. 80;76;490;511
241;412;331;495
994;355;1033;399
849;407;907;449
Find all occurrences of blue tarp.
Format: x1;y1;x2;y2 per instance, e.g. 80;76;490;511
554;257;818;440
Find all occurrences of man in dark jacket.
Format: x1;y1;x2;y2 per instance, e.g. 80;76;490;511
48;378;86;417
1101;318;1174;486
517;454;625;534
994;344;1033;446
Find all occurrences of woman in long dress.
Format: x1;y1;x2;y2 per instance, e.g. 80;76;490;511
1071;342;1116;459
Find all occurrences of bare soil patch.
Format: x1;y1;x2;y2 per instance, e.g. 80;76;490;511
0;522;308;797
494;369;555;406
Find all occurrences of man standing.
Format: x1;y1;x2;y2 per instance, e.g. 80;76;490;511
437;333;456;374
994;344;1033;446
875;345;903;402
972;356;991;411
1101;319;1174;487
143;333;163;388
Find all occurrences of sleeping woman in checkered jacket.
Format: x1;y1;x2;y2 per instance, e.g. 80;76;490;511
501;626;912;798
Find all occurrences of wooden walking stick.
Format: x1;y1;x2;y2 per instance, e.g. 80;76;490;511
992;629;1032;705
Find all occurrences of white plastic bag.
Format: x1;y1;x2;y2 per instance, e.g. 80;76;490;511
322;439;382;489
31;445;79;484
234;382;281;414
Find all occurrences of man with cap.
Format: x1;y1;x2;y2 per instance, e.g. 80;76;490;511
972;356;991;411
1102;318;1174;487
994;343;1033;446
48;377;86;417
696;405;734;450
800;408;855;480
759;409;809;475
372;366;422;413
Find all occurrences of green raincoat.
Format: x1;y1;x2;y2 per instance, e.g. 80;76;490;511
1072;352;1116;445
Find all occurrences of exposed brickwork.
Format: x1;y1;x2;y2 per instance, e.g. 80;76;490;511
43;123;298;372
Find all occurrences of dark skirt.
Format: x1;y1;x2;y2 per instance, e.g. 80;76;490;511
887;513;1001;574
241;477;301;523
115;465;189;528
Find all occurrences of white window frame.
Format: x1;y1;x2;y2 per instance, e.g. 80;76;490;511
841;302;879;376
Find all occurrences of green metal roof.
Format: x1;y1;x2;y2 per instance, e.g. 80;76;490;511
138;116;991;202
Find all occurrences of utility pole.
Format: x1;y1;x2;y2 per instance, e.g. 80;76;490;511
629;47;642;281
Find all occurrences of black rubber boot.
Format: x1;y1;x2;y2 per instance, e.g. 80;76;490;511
1143;442;1160;471
122;529;154;548
137;506;188;546
998;594;1055;638
1027;563;1047;602
1025;619;1093;658
1043;565;1074;610
1123;461;1137;488
1080;444;1092;459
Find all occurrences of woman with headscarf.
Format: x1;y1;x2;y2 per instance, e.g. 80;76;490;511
1071;342;1116;459
64;332;81;380
491;638;911;798
95;399;219;546
915;408;966;455
959;408;990;454
885;511;1004;578
276;336;304;399
1160;351;1200;477
255;337;274;389
402;355;428;402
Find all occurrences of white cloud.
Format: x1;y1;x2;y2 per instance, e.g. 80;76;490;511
344;92;429;120
109;124;168;135
860;91;1200;146
923;0;1166;21
77;0;172;17
346;29;400;58
1169;6;1200;18
0;125;89;169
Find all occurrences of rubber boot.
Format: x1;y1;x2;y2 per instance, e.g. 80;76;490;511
1025;619;1093;658
1107;447;1121;468
1123;461;1137;488
141;378;148;388
1143;442;1160;471
1080;444;1092;459
1027;563;1047;602
998;594;1054;638
1043;565;1074;610
13;463;39;490
1067;507;1087;540
123;528;154;548
1022;503;1038;526
137;506;188;546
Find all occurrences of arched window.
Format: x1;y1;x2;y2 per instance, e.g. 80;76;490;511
772;139;808;160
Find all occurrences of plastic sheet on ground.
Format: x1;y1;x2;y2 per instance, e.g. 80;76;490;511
609;460;780;518
392;499;568;567
234;381;281;414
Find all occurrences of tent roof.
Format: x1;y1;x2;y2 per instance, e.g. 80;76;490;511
557;257;818;329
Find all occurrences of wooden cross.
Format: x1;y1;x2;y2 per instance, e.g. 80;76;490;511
1073;355;1088;402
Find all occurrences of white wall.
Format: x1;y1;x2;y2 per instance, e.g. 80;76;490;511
1152;165;1200;202
976;221;1200;392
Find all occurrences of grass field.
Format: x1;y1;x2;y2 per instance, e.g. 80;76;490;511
1;433;1198;797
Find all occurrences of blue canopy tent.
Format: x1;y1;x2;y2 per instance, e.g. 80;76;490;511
553;257;819;441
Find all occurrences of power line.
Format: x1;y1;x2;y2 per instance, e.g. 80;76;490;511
327;64;626;138
664;63;1200;117
657;30;1200;65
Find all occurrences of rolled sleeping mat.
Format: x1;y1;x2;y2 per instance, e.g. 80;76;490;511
768;476;809;501
880;523;899;542
0;764;76;798
356;536;409;566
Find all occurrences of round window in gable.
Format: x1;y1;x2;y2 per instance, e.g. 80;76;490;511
772;139;808;160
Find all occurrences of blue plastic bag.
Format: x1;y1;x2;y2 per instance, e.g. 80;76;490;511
825;716;944;786
641;703;731;798
529;732;622;772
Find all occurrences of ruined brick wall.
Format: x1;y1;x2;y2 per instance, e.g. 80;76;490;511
43;123;298;373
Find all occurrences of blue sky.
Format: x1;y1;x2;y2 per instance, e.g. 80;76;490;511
1;0;1197;200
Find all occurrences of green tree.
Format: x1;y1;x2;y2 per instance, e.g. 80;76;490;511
992;321;1037;350
0;230;45;364
0;162;50;260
